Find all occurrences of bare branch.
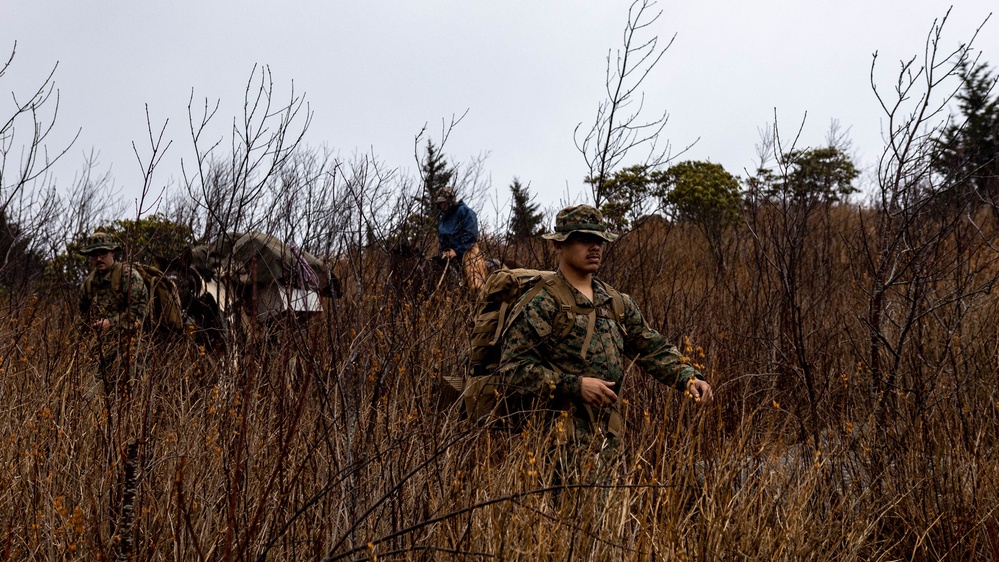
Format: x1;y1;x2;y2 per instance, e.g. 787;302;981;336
574;0;678;206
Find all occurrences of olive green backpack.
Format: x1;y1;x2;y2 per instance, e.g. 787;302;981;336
463;267;626;428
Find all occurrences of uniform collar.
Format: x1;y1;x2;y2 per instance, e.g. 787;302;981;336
591;278;614;307
555;269;613;307
92;262;121;279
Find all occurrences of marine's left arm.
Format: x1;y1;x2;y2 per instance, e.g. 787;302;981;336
620;294;705;391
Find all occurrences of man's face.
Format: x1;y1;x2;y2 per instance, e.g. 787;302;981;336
88;250;115;271
558;233;605;275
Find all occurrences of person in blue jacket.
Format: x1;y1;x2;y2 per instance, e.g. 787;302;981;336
437;186;487;291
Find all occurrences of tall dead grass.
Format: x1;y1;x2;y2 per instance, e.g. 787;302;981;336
1;203;997;560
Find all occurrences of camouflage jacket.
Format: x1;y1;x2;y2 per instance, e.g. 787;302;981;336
79;263;149;331
497;271;702;404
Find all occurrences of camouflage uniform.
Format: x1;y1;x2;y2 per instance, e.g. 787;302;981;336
498;271;702;440
497;206;706;482
79;264;149;331
78;233;149;393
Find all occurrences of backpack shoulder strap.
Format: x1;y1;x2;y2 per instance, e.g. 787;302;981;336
599;280;627;327
498;273;555;342
540;272;606;360
110;263;125;293
498;272;611;359
83;263;126;298
539;272;581;340
83;270;97;300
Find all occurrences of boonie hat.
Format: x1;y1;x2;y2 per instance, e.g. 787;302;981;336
542;205;619;242
80;231;121;255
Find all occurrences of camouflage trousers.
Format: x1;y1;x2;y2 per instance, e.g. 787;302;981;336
78;334;158;559
512;402;628;519
80;330;146;397
548;407;624;485
78;331;151;467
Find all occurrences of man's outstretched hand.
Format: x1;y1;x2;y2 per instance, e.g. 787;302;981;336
686;378;713;404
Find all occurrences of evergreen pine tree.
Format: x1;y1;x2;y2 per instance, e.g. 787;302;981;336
508;178;543;241
421;140;455;206
0;212;45;292
391;140;455;251
933;62;999;207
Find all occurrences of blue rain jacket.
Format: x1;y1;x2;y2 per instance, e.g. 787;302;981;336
438;201;478;258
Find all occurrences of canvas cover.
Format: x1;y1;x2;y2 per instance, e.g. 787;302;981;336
208;231;331;292
253;284;324;321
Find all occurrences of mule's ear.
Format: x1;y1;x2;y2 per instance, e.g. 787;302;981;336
179;247;194;268
185;245;210;270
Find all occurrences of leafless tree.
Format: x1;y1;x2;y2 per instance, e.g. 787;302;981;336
1;43;77;213
129;104;173;218
0;43;81;294
738;116;859;446
415;113;492;211
182;64;311;242
574;0;686;207
858;10;999;481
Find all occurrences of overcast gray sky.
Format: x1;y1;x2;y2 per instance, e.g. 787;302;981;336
3;1;997;225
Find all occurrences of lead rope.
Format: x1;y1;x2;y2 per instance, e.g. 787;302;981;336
289;243;321;291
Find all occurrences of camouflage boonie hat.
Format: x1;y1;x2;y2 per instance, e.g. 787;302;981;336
542;205;619;242
79;231;121;255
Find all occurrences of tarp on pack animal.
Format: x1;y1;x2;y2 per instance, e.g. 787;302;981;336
208;231;331;293
202;231;338;321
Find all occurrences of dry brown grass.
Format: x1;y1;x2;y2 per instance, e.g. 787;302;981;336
2;205;998;560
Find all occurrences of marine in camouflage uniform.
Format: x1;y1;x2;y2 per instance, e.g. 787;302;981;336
78;232;149;394
497;205;713;481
